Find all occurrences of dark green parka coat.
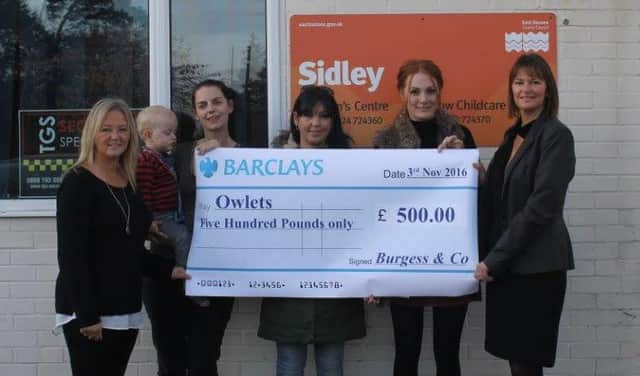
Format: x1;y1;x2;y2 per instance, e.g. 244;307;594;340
258;297;365;344
259;131;366;344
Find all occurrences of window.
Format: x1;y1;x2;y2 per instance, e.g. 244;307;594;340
0;0;149;198
170;0;267;147
0;0;278;210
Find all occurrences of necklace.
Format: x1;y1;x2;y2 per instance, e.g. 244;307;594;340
105;183;131;235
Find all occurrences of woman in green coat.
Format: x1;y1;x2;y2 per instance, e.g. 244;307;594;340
258;85;366;376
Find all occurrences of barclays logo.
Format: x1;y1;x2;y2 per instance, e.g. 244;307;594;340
199;157;218;178
199;157;324;178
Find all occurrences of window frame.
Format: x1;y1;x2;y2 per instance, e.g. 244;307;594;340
0;0;284;217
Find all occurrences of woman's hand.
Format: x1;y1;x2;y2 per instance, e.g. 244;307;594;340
171;266;192;280
364;295;380;304
79;322;103;342
196;138;221;155
474;262;493;282
437;135;464;152
148;221;168;242
473;161;487;186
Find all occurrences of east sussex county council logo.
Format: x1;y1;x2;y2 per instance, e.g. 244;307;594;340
504;32;549;52
199;157;218;178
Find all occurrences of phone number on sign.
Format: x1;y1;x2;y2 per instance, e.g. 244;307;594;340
342;116;383;125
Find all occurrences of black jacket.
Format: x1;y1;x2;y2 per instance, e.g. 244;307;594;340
480;117;575;276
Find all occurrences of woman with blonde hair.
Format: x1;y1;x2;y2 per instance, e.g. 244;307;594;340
55;98;185;376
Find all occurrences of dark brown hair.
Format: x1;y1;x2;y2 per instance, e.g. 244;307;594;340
290;85;352;148
191;79;236;110
507;53;559;120
191;79;238;139
396;59;444;94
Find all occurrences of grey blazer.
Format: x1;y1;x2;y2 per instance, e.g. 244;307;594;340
481;117;576;276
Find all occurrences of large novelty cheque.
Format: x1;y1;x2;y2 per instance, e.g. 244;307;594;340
186;148;479;298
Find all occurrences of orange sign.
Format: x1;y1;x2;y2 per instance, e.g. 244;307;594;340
290;13;557;146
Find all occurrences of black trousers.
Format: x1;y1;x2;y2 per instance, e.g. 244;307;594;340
142;277;189;376
143;278;235;376
62;319;138;376
390;303;468;376
187;297;235;376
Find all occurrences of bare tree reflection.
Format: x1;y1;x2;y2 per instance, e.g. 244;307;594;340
0;0;149;197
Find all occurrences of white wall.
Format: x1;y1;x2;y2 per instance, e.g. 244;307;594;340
1;1;638;375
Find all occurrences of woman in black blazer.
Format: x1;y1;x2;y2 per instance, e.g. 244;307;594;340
474;54;575;375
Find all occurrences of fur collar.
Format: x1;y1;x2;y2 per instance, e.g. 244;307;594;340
373;109;465;148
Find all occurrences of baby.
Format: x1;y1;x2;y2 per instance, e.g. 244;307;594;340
136;106;204;304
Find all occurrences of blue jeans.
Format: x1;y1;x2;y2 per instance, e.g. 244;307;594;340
276;342;344;376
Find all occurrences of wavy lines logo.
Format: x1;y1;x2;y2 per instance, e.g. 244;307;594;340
505;32;549;52
199;157;218;178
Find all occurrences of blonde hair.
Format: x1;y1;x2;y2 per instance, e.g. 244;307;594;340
73;98;139;190
136;105;177;138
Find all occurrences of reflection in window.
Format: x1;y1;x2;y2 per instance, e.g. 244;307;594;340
0;0;149;198
170;0;267;147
